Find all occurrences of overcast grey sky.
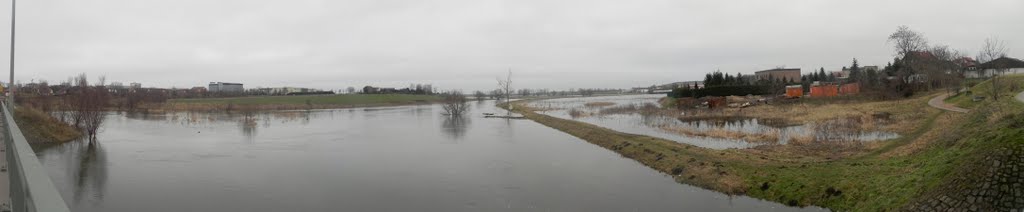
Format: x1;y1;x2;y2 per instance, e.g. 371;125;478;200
0;0;1021;91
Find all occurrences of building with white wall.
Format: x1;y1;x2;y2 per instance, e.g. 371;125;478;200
209;82;244;93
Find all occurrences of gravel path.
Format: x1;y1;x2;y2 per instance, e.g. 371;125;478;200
928;93;970;113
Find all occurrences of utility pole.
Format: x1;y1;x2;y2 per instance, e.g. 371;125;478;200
8;0;14;105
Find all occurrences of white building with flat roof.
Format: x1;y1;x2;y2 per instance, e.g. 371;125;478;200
209;82;244;93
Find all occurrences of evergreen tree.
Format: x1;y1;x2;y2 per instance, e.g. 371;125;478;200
818;68;827;82
849;58;862;83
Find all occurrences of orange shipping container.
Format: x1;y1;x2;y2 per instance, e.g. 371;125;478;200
785;85;803;98
810;84;838;97
839;83;860;95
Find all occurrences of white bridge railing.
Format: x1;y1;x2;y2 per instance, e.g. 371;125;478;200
1;102;70;212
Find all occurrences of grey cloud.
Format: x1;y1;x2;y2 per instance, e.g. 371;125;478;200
0;0;1021;91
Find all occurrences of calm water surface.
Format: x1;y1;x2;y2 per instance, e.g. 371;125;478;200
530;95;898;149
36;101;822;211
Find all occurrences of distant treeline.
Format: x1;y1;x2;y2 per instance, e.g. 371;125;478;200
669;71;787;98
669;85;776;98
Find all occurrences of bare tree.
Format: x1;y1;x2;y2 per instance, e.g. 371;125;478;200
61;73;111;139
887;26;938;93
440;90;469;116
496;69;512;110
473;90;486;101
489;89;500;100
926;44;967;93
888;25;929;58
346;86;356;94
977;37;1008;100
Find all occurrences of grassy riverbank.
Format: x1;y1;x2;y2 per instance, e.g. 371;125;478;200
512;81;1024;210
13;107;82;145
944;74;1024;109
154;94;443;111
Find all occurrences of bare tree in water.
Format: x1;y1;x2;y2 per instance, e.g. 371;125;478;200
441;90;469;116
473;91;486;101
496;70;512;113
62;74;111;139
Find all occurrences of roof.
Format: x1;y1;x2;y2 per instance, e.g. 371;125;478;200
906;51;937;60
977;57;1024;69
210;82;243;85
755;68;800;74
954;57;977;67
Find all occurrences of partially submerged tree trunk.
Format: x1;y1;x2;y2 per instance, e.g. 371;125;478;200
497;69;513;114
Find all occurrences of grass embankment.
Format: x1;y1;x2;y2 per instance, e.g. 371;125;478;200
513;79;1024;210
13;107;82;144
155;94;443;111
944;74;1024;109
901;94;1024;210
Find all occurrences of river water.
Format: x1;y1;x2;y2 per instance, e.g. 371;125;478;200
35;100;821;211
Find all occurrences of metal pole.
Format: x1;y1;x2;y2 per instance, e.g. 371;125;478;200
8;0;14;105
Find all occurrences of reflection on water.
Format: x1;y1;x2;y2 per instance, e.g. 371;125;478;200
36;100;822;211
38;139;109;205
532;95;899;149
74;140;107;204
441;116;471;140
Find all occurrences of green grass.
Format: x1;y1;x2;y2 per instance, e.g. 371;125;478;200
169;94;442;106
945;74;1024;108
514;78;1024;211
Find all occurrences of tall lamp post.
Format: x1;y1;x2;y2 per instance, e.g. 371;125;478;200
8;0;14;105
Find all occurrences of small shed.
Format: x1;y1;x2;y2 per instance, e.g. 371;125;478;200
810;83;838;97
785;85;803;98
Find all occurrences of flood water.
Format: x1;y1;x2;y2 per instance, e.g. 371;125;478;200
530;95;898;149
35;101;822;211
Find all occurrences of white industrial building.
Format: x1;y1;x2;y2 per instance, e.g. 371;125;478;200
209;82;244;93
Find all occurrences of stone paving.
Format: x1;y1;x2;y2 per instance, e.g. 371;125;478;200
905;145;1024;211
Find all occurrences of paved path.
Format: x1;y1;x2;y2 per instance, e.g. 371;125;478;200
1017;91;1024;103
928;93;970;113
0;114;10;211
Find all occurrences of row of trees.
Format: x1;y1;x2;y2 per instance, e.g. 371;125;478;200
866;25;1008;99
674;26;1012;100
16;74;113;139
671;70;792;98
474;88;625;100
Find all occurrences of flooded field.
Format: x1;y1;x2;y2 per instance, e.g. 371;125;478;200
34;101;822;211
529;95;899;149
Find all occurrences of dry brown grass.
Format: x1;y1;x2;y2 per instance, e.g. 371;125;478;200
14;107;83;144
698;96;933;135
567;108;591;118
880;110;965;158
659;126;781;143
784;133;866;159
583;101;616;107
